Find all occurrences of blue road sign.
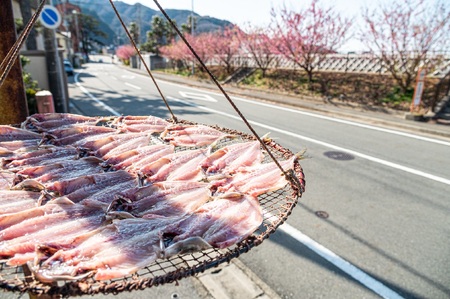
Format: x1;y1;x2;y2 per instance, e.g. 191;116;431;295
40;5;62;29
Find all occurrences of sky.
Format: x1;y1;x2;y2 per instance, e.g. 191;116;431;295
116;0;392;52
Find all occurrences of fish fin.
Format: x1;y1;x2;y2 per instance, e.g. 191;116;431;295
261;132;272;143
52;196;76;205
11;179;45;191
163;237;212;259
293;148;309;160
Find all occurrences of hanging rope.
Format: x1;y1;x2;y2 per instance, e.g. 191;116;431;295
0;0;46;89
152;0;301;190
108;0;178;123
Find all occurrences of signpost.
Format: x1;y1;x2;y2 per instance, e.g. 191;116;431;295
39;5;62;29
40;4;68;113
411;68;426;112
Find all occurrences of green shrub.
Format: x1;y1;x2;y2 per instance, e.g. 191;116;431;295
382;86;414;105
20;56;40;114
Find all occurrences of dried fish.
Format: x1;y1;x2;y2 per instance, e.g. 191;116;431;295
161;124;235;147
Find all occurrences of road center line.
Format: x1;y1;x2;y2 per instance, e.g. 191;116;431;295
169;96;450;186
74;71;121;116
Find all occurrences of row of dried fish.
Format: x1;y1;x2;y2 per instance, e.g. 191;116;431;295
0;113;304;282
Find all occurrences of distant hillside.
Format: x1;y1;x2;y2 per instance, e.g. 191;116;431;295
70;0;234;46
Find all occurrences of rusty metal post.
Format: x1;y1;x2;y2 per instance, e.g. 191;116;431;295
0;0;29;125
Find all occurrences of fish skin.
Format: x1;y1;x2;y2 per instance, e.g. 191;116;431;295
0;126;42;142
0;197;75;232
162;192;262;250
0;171;15;189
80;180;137;205
101;136;152;160
94;133;148;157
36;217;173;281
1;200;106;264
217;155;297;197
201;140;264;174
22;113;100;131
3;146;79;169
112;181;209;215
116;116;169;134
125;181;211;218
47;171;136;202
114;144;174;171
0;190;42;215
0;140;40;154
141;149;207;182
14;158;104;185
46;125;102;139
161;125;234;147
49;127;117;146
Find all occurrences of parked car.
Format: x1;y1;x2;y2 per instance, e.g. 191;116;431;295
64;60;74;76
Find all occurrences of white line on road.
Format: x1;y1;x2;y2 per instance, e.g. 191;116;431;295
168;96;450;186
125;82;142;90
74;71;121;116
275;220;405;299
233;96;450;147
179;91;218;102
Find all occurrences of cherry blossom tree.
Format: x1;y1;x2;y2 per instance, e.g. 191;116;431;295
271;0;352;90
207;26;243;75
159;40;190;68
237;24;279;77
115;45;136;65
160;33;213;70
361;0;450;94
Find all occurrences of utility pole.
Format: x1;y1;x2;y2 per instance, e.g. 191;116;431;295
43;25;68;113
0;0;29;125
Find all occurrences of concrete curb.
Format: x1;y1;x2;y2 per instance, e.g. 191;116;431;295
197;259;282;299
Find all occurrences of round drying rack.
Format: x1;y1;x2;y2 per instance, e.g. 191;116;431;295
0;122;304;297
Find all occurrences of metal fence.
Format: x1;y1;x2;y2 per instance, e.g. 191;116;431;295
206;53;450;78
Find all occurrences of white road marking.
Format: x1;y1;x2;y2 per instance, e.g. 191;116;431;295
74;71;121;116
169;96;450;186
274;219;405;299
125;82;141;90
179;91;218;102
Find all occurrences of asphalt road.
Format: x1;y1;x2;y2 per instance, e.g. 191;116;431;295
67;59;450;299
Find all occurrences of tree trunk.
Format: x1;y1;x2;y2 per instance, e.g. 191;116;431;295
0;0;29;124
306;70;314;91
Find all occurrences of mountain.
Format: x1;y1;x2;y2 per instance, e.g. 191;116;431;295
69;0;234;46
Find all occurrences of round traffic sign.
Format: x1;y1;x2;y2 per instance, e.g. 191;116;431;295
39;5;62;29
